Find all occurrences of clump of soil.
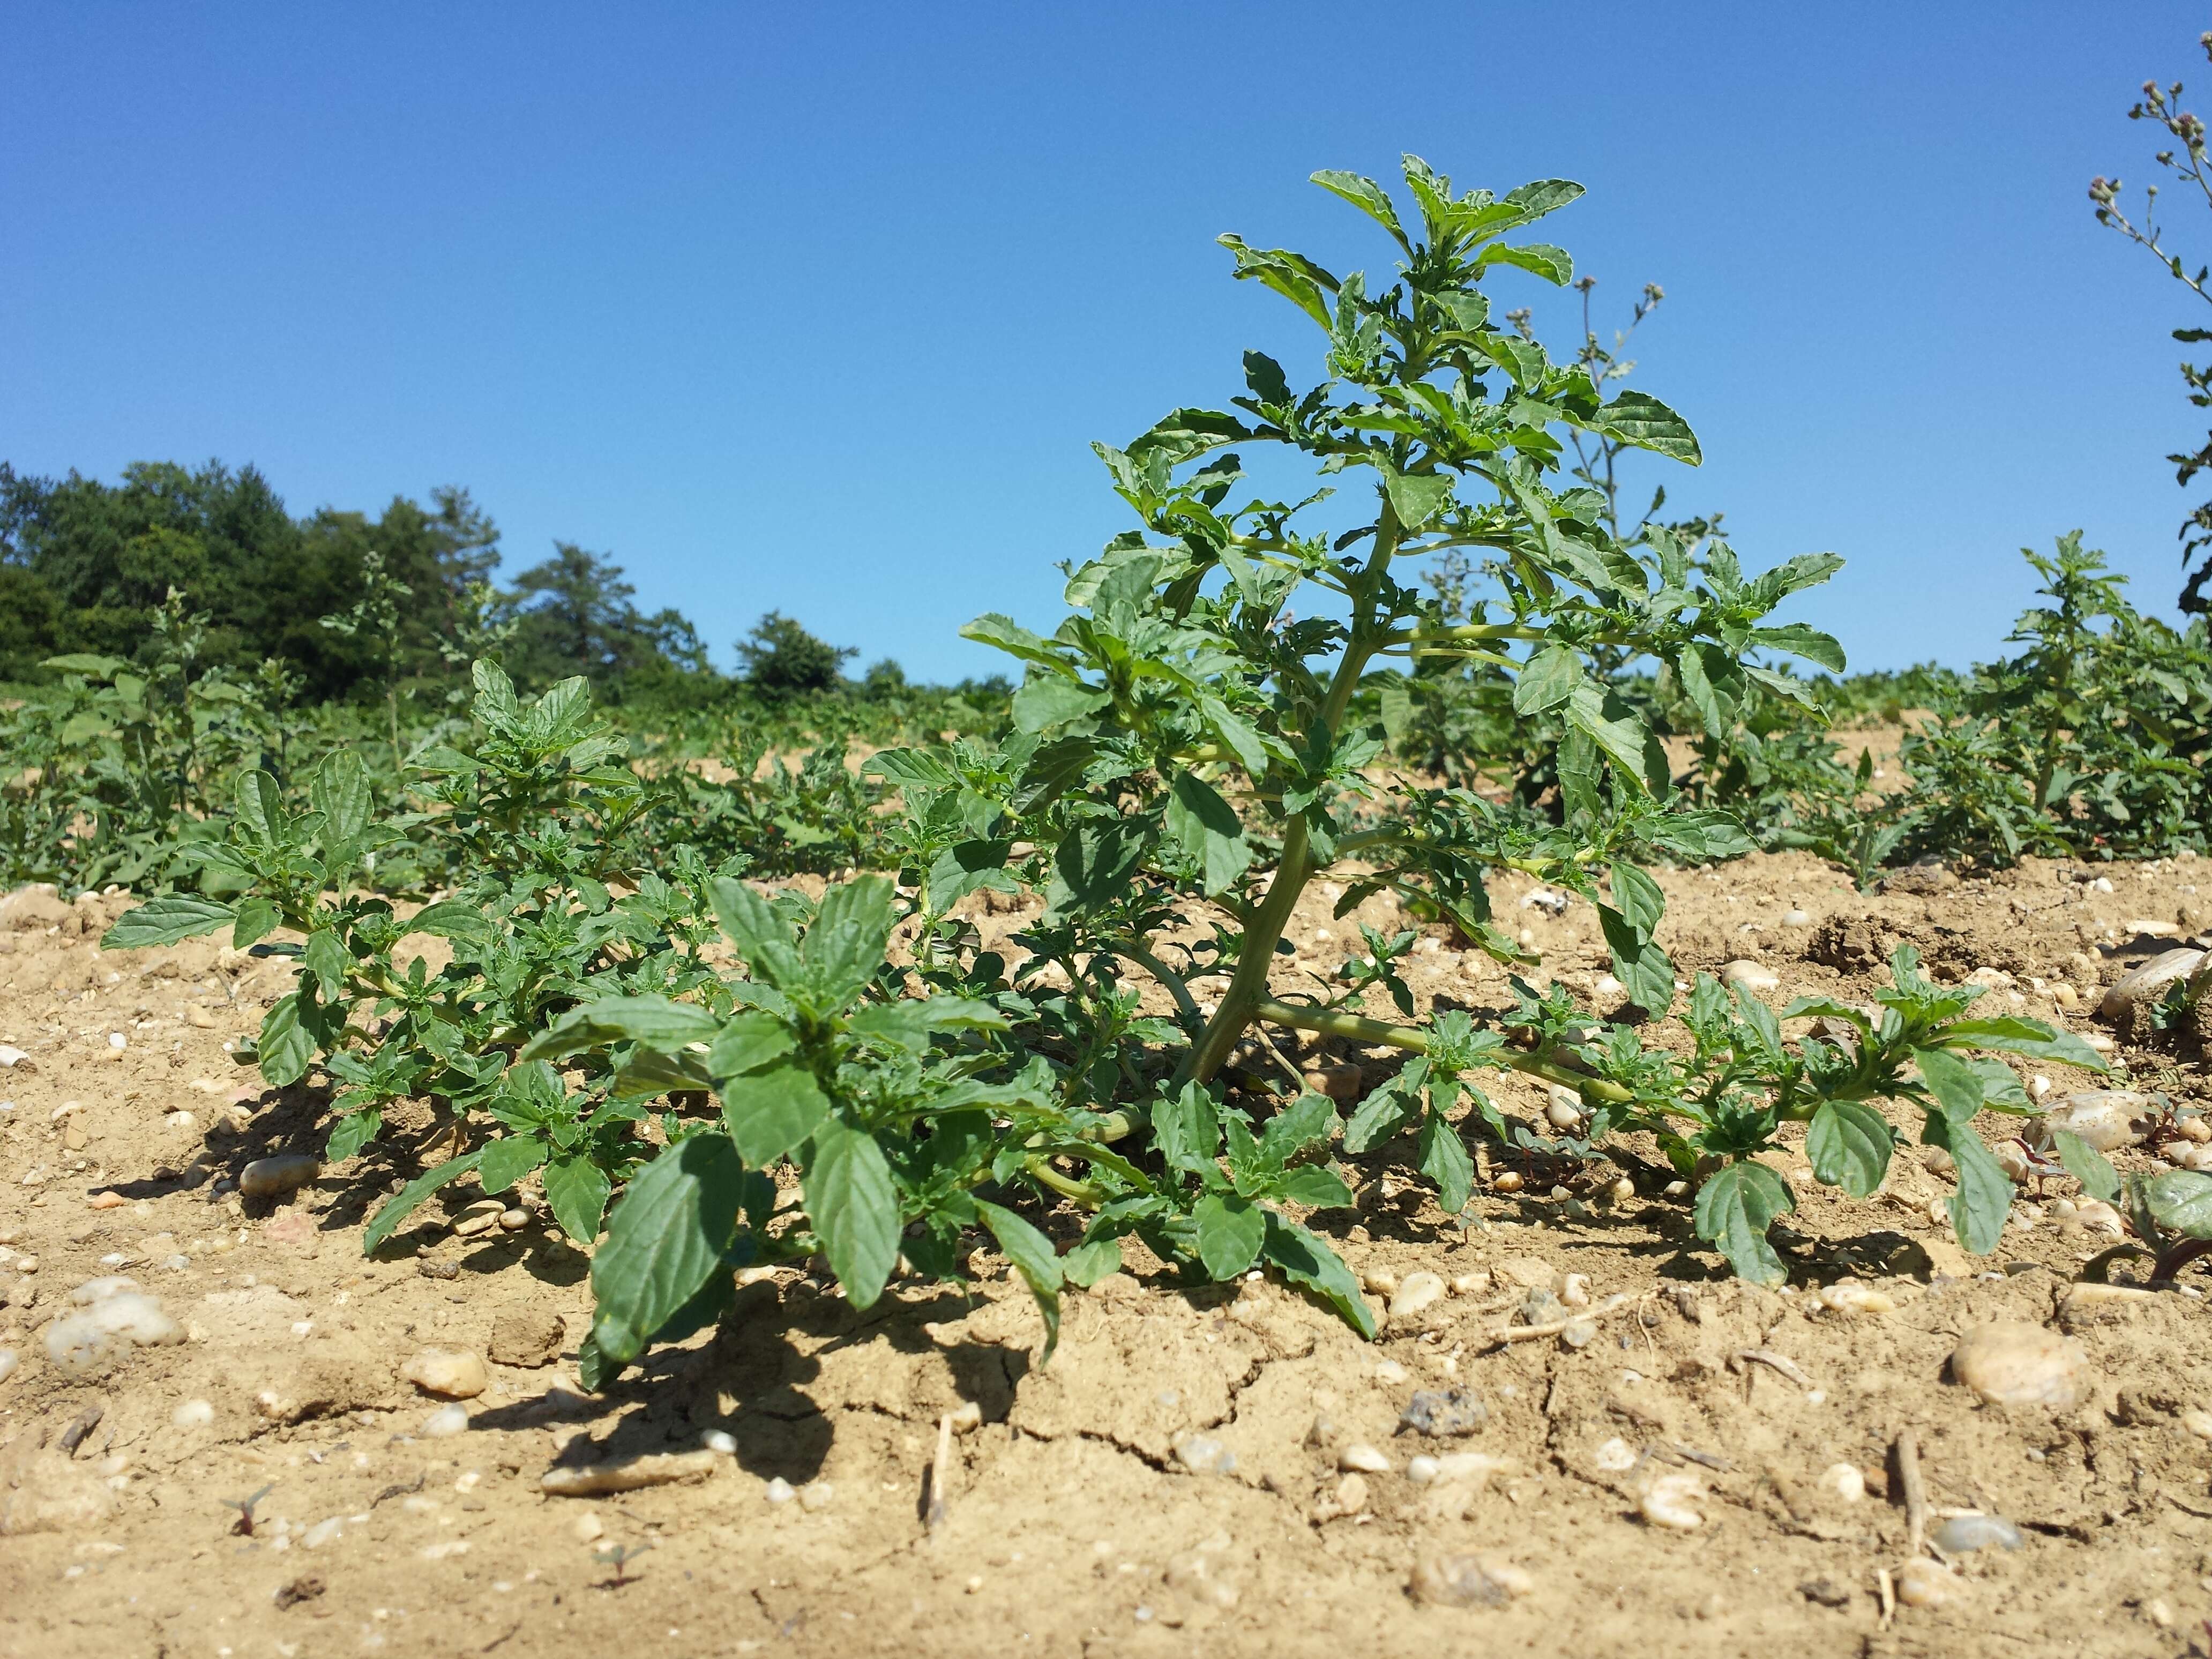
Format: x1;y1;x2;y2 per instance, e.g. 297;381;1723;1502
2;850;2209;1657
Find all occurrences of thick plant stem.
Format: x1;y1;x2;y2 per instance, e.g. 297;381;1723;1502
1250;997;1635;1105
1185;506;1406;1085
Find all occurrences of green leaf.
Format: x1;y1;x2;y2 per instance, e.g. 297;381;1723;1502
102;895;235;951
1270;1164;1355;1209
518;996;721;1064
1940;1019;2109;1073
927;840;1019;908
257;995;316;1088
235;769;286;848
1165;771;1251;897
961;612;1067;671
1484;241;1574;285
1062;1237;1123;1288
1512;643;1583;715
975;1200;1064;1361
801;876;897;1006
1259;1212;1377;1338
405;899;492;946
1693;1161;1795;1287
309;748;372;850
1012;675;1109;733
2050;1129;2120;1205
705;1011;795;1082
1597;390;1702;464
1417;1112;1474;1215
806;1121;900;1309
544;1153;613;1245
586;1133;747;1370
325;1109;380;1164
303;930;349;998
230;898;279;950
1748;623;1847;674
1382;467;1453;531
478;1133;550;1195
1805;1100;1893;1198
1915;1047;1987;1122
362;1149;488;1253
1309;169;1404;238
1934;1124;2013;1256
1342;1080;1417;1153
720;1061;831;1168
706;877;805;989
2141;1169;2212;1239
1192;1193;1266;1279
1597;905;1675;1017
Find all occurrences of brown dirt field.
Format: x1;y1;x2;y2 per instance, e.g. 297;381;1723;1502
2;850;2210;1659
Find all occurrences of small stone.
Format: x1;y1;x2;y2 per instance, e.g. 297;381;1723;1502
487;1309;565;1369
0;1452;119;1535
400;1348;488;1399
46;1289;181;1378
798;1480;834;1511
1949;1321;2090;1409
237;1155;322;1200
763;1476;796;1504
1817;1463;1865;1503
1721;960;1780;994
2181;1408;2212;1440
1930;1512;2024;1553
572;1512;603;1542
1640;1472;1704;1529
1918;1144;1956;1177
1816;1281;1896;1314
0;1349;15;1385
1893;1558;1963;1608
1339;1443;1392;1474
1497;1257;1555;1289
68;1275;141;1306
422;1403;470;1437
302;1517;343;1549
1782;909;1812;927
1174;1435;1236;1476
1449;1269;1491;1296
1327;1472;1369;1516
1593;1437;1638;1473
2149;1597;2177;1628
1303;1063;1363;1103
1409;1551;1534;1607
2098;948;2206;1021
701;1429;737;1455
2040;1090;2160;1153
540;1449;720;1496
1387;1272;1446;1321
1399;1388;1487;1438
498;1208;529;1231
1405;1455;1441;1485
1359;1268;1399;1296
1372;1359;1409;1385
171;1399;214;1428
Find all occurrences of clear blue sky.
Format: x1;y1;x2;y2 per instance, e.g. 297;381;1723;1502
5;3;2209;680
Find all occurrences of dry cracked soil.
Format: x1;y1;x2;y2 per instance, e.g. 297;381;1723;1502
3;843;2212;1658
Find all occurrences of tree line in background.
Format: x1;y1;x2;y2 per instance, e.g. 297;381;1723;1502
0;459;962;709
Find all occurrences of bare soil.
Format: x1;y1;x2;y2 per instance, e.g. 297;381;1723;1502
3;845;2211;1659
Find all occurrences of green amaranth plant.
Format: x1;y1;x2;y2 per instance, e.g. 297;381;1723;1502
527;160;2105;1388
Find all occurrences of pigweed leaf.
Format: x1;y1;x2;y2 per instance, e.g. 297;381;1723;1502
1417;1111;1474;1216
586;1133;746;1373
1309;169;1405;239
706;877;805;989
1012;675;1110;733
1259;1212;1378;1339
1913;1047;1987;1122
975;1199;1064;1361
1060;1237;1124;1288
1805;1099;1892;1198
1596;390;1702;464
927;840;1020;908
2049;1129;2120;1205
1938;1125;2014;1256
1939;1018;2109;1073
543;1152;612;1246
325;1108;380;1164
721;1062;831;1168
1192;1192;1267;1279
235;769;286;849
1382;467;1453;532
362;1148;488;1253
230;898;279;950
406;899;493;946
801;876;898;1006
256;995;316;1088
102;895;236;951
477;1133;549;1195
309;748;372;850
2141;1169;2212;1240
1166;771;1251;897
705;1011;795;1082
805;1121;900;1310
1512;644;1583;715
1693;1160;1795;1287
519;996;720;1064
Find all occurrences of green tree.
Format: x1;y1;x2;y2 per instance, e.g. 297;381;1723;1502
737;611;855;697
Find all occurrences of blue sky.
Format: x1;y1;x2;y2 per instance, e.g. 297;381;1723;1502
5;3;2209;680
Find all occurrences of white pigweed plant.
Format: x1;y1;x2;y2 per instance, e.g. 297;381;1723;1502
141;160;2116;1387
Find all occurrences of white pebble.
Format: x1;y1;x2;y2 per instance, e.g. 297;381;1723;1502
1339;1443;1392;1475
69;1275;141;1306
763;1476;797;1504
1387;1272;1446;1321
1720;960;1780;994
1404;1455;1441;1485
421;1402;470;1438
1894;1557;1963;1608
1640;1472;1704;1529
1781;909;1811;927
0;1349;16;1385
572;1512;603;1542
798;1480;835;1511
108;1033;126;1050
171;1398;214;1428
1817;1463;1865;1503
46;1290;181;1378
400;1348;488;1399
238;1154;322;1200
701;1429;737;1455
1373;1360;1408;1384
1593;1437;1638;1473
303;1516;344;1549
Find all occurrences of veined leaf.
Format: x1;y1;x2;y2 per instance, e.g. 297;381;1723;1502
102;895;235;951
1192;1193;1266;1279
1259;1212;1377;1338
477;1133;549;1195
975;1200;1065;1361
2049;1129;2119;1205
806;1121;900;1309
721;1062;831;1168
1693;1161;1795;1286
363;1148;487;1253
586;1133;748;1372
519;996;720;1064
544;1153;612;1246
1806;1099;1892;1197
1597;390;1701;464
1166;771;1250;897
